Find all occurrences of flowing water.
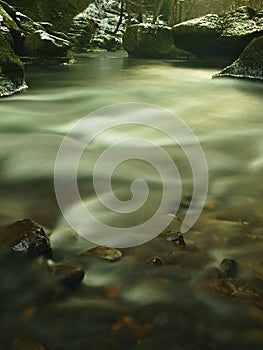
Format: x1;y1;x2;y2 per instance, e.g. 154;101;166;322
0;51;263;349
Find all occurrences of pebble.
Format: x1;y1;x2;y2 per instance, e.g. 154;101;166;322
82;245;122;261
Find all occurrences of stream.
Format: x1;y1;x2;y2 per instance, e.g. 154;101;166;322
0;50;263;349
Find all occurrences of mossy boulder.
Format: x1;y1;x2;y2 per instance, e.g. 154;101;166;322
6;0;92;33
68;12;98;51
173;6;263;60
15;12;71;62
172;14;222;57
213;36;263;81
123;24;195;59
0;4;26;97
0;35;26;97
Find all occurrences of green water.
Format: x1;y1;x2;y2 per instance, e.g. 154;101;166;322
0;51;263;349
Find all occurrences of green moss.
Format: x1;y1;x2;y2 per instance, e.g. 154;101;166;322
240;36;263;63
6;0;93;32
0;32;24;81
124;24;195;59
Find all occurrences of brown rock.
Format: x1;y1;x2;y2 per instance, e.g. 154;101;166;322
51;262;85;287
0;218;52;259
82;245;122;261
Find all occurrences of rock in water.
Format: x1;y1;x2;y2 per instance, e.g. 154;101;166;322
123;24;195;59
82;245;122;261
213;36;263;81
50;262;85;287
173;6;263;60
0;218;52;259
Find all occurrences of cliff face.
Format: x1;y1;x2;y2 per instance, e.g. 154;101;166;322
5;0;92;32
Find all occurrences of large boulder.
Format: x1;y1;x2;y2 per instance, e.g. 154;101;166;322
15;12;72;63
173;6;263;60
213;36;263;81
123;24;195;59
68;11;98;51
5;0;92;33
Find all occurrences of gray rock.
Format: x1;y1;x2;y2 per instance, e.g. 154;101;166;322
123;23;196;59
213;36;263;81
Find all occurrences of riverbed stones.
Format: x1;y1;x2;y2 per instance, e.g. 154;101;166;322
0;218;52;258
123;24;195;59
213;36;263;81
201;278;263;307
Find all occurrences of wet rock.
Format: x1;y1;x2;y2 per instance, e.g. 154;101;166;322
0;218;52;259
123;24;196;59
11;337;45;350
148;256;164;266
82;245;122;261
205;258;238;279
173;6;263;60
50;262;85;287
158;230;186;249
220;258;238;278
202;278;263;307
213;36;263;81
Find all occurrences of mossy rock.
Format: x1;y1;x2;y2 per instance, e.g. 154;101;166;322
173;14;223;57
123;24;195;59
213;36;263;81
172;6;263;60
6;0;93;33
0;31;26;97
68;13;97;51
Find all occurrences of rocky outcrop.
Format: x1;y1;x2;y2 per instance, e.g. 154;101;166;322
6;0;92;33
173;6;263;60
123;24;195;59
68;12;98;51
213;36;263;81
15;12;72;63
0;1;74;96
0;2;26;96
